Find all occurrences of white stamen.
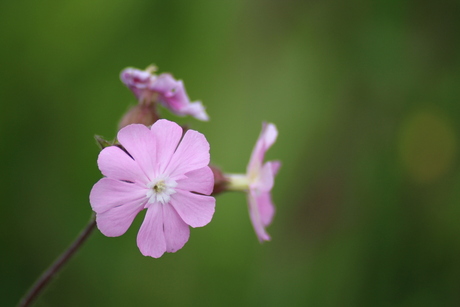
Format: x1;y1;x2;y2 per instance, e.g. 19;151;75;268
146;175;177;204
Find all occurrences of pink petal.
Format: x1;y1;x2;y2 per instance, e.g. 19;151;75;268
97;146;147;184
247;123;278;174
150;74;189;112
95;199;145;237
120;68;151;89
271;160;281;175
137;204;166;258
255;191;275;227
166;129;210;178
149;73;182;107
248;190;271;242
162;204;190;253
176;166;214;195
255;162;275;192
149;119;183;174
90;178;147;214
180;101;209;121
169;189;215;228
150;73;209;121
117;124;157;180
120;68;153;100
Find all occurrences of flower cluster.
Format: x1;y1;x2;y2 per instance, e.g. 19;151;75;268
90;65;280;258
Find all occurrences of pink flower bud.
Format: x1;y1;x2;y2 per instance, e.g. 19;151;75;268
118;103;159;130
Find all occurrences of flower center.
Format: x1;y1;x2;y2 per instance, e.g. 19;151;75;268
153;180;166;193
146;176;177;204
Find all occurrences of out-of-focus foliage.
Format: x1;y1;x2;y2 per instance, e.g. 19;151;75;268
1;1;460;306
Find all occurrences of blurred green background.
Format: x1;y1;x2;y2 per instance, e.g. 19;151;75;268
2;0;460;306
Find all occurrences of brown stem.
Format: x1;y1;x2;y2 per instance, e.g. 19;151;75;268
18;213;97;307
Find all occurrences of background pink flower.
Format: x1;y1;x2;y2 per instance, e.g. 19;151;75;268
89;119;215;258
246;123;280;242
225;123;280;242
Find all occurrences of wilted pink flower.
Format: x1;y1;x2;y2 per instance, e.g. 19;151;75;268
90;119;215;258
120;67;154;102
120;67;209;121
226;123;280;242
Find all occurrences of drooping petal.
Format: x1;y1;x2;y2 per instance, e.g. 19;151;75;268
150;73;209;121
120;67;151;89
169;189;215;228
90;178;147;214
180;101;209;121
248;190;271;242
162;204;190;253
117;124;157;180
166;129;210;179
255;191;275;227
247;123;278;175
97;146;147;184
149;73;182;106
120;67;153;100
176;166;214;195
137;204;166;258
95;199;145;237
149;119;183;174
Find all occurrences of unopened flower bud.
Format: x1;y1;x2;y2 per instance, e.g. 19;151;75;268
118;103;159;130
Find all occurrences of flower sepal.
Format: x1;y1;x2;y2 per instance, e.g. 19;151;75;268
94;135;114;150
208;165;229;195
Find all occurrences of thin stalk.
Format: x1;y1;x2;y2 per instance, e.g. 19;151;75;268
18;213;97;307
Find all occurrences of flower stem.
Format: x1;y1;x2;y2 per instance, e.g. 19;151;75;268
18;213;97;307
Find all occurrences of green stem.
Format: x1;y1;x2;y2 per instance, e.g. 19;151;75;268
18;213;97;307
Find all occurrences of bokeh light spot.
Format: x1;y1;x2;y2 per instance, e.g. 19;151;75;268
399;109;456;183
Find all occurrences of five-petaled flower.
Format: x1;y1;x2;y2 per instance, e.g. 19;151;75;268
226;123;280;242
89;119;215;258
121;67;209;121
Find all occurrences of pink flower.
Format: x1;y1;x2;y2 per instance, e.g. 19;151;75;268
120;67;209;121
226;123;280;242
89;119;215;258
